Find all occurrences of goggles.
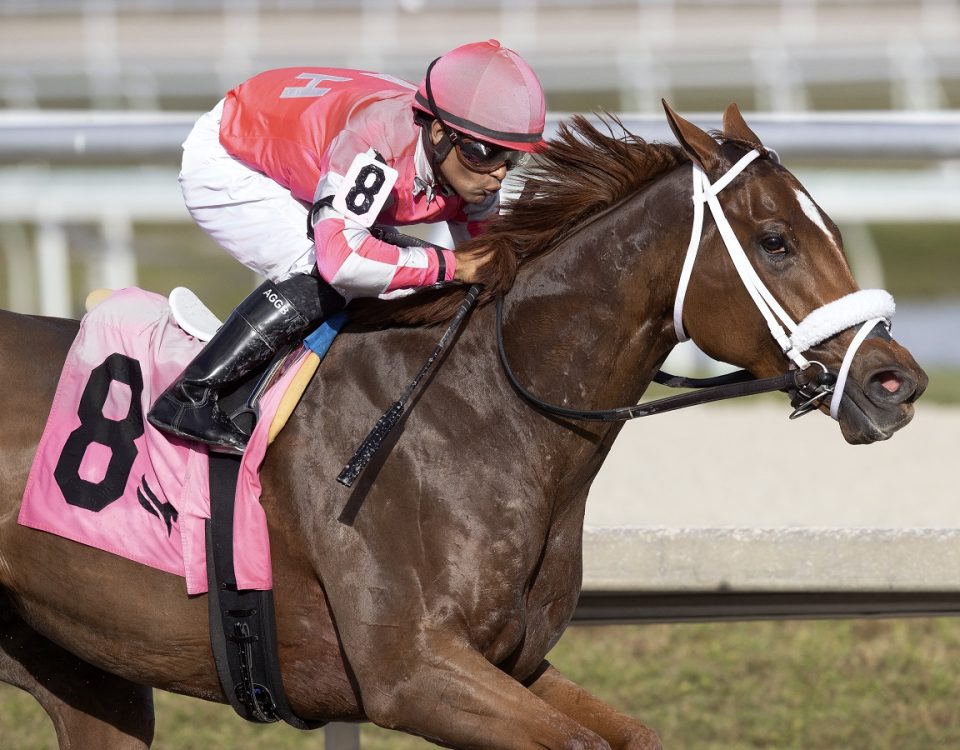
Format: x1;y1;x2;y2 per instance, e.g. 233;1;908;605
453;136;530;174
423;56;531;175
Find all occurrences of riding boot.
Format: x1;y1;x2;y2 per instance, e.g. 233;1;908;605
147;271;345;454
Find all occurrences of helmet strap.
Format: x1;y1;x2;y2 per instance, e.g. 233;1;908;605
430;125;455;165
419;121;453;194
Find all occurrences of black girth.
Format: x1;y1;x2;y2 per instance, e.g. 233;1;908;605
205;354;324;730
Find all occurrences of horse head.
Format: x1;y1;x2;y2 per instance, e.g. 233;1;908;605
359;104;926;446
662;102;927;444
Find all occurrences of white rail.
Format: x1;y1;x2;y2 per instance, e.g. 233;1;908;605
1;110;958;319
2;110;960;161
578;528;960;623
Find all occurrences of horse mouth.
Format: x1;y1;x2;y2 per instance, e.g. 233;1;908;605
836;364;927;445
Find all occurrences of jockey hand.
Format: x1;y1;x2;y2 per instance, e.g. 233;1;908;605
453;248;489;284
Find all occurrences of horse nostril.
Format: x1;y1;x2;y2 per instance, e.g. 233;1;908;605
875;370;904;395
867;368;916;405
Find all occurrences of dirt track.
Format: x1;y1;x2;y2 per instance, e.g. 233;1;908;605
587;401;956;529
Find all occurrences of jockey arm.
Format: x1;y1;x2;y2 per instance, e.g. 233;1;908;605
310;130;459;300
310;213;456;300
444;192;499;285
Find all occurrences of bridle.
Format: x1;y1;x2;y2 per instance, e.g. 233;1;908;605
339;151;898;486
496;149;896;423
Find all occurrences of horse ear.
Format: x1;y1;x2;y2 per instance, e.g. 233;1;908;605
661;99;721;172
722;102;763;147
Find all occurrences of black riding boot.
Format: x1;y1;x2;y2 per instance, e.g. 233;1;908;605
147;272;345;454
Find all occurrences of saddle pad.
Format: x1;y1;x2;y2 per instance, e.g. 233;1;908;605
18;287;317;594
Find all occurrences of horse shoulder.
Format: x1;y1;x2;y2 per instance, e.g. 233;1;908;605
503;485;590;681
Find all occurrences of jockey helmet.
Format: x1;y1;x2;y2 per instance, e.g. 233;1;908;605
414;39;546;154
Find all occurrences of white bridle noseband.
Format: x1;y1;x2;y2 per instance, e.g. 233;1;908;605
672;150;895;420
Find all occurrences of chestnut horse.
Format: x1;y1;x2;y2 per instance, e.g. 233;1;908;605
0;104;926;749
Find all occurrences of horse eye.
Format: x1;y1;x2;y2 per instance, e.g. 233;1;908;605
761;234;786;254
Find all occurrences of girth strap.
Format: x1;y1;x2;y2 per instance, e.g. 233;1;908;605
206;452;324;730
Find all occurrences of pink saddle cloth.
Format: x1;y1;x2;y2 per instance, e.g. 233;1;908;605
18;287;307;594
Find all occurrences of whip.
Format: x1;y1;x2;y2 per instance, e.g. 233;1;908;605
337;283;481;487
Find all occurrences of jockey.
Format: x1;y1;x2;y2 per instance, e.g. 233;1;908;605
147;39;546;454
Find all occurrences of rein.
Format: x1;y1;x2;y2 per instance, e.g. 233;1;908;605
494;295;829;422
496;148;896;424
340;147;897;484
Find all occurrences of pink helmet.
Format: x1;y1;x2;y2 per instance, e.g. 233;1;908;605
414;39;546;153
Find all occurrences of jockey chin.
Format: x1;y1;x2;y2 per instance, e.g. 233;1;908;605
147;39;547;455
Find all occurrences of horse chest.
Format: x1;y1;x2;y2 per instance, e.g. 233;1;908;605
475;599;564;674
475;546;582;672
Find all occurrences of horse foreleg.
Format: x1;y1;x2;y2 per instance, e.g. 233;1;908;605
0;616;155;749
357;637;614;750
525;661;662;750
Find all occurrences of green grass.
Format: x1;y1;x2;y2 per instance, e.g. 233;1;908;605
129;222;260;320
920;369;960;405
870;223;960;300
3;618;960;749
550;620;960;750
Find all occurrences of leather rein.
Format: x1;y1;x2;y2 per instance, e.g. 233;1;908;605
493;148;895;424
340;152;896;485
494;295;830;423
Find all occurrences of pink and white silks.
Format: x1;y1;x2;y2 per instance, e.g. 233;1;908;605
181;67;497;298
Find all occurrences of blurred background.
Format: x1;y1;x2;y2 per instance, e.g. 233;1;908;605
0;2;958;748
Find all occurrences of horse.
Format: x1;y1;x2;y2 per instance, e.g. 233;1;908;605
0;103;926;749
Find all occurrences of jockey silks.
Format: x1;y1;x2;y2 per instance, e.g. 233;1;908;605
215;67;498;299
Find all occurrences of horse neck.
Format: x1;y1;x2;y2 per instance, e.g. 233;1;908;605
502;166;691;418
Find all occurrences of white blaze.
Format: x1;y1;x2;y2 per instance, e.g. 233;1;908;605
794;188;841;255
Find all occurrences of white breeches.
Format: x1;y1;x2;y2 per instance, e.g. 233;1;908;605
178;100;316;282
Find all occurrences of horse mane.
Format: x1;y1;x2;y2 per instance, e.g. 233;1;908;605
348;113;689;328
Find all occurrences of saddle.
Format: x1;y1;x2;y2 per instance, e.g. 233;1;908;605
20;287;344;730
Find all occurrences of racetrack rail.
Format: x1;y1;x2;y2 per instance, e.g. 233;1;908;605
574;590;960;624
576;527;960;623
1;111;959;162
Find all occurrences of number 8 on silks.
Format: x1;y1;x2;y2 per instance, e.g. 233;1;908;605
332;151;399;227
